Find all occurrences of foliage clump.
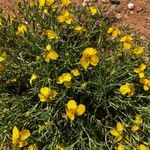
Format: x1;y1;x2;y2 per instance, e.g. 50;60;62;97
0;0;150;149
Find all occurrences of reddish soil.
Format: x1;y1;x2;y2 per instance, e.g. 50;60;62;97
0;0;150;39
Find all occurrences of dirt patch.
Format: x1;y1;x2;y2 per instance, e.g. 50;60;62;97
0;0;150;39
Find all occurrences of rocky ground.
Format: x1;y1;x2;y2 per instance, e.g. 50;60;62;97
0;0;150;39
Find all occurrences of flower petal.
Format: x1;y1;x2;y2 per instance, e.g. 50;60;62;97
76;104;86;116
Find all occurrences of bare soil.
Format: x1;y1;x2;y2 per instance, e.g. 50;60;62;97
0;0;150;39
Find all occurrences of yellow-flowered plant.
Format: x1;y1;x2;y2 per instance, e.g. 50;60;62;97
140;78;150;91
38;87;57;102
120;35;133;50
44;29;58;40
138;144;149;150
57;73;72;86
131;114;143;132
107;26;121;38
134;63;146;78
74;25;86;34
119;83;135;96
66;100;86;121
28;144;38;150
0;51;7;62
16;24;27;35
56;144;64;150
110;122;124;142
133;47;144;57
80;47;100;70
61;0;70;6
12;126;30;148
88;6;97;16
29;74;37;86
42;44;59;63
57;10;73;24
39;0;54;7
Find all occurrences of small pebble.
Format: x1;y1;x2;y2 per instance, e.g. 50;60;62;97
127;3;134;10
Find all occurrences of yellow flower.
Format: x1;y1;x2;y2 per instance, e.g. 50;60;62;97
29;74;37;86
110;122;124;142
43;8;48;14
46;0;55;6
44;29;58;40
138;144;149;150
28;144;38;150
119;83;135;96
57;10;73;24
71;69;80;77
107;26;121;38
74;25;86;34
0;63;4;73
38;87;57;102
133;47;144;57
16;24;27;35
88;6;97;16
140;78;150;91
66;100;86;121
61;0;70;6
131;114;143;132
56;144;64;150
57;73;72;86
117;144;125;150
0;51;7;62
12;126;30;148
39;0;54;7
134;63;146;78
42;44;59;63
120;35;133;50
80;47;99;70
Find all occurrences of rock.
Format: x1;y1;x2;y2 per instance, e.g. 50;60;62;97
127;3;134;10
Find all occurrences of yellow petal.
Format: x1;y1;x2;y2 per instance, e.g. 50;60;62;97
67;100;77;110
38;94;46;102
110;129;119;137
80;56;90;70
90;54;99;66
133;47;144;55
134;68;140;74
83;48;97;56
138;144;149;150
20;130;30;141
65;17;73;24
120;84;130;95
0;51;7;62
123;42;131;50
39;0;45;7
135;114;143;125
46;0;54;6
40;87;50;97
46;44;52;50
29;74;37;86
140;63;146;70
64;81;72;87
116;135;123;142
28;144;38;150
66;110;75;121
19;140;28;148
139;72;144;78
71;69;80;77
107;27;113;34
76;104;86;116
116;122;124;132
143;85;149;91
56;144;64;150
117;144;125;150
62;73;72;82
12;126;20;145
131;124;140;132
89;6;97;15
48;50;59;60
61;0;70;6
57;16;65;23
